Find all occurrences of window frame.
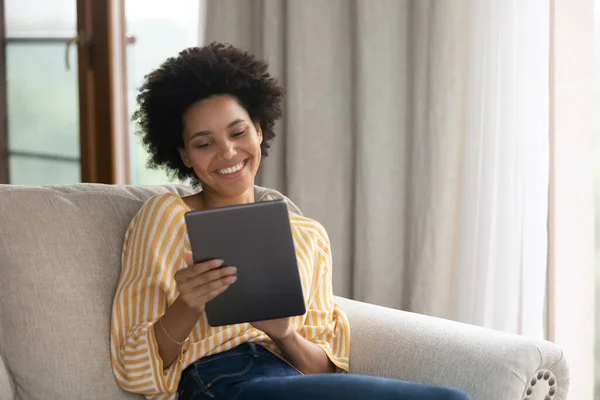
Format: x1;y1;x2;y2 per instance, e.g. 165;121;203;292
0;0;8;184
77;0;129;184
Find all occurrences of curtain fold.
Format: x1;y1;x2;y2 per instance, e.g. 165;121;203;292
203;0;550;338
452;0;550;337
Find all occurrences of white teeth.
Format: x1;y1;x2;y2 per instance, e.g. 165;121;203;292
217;161;244;175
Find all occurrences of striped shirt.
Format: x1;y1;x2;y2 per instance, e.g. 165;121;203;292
110;193;351;399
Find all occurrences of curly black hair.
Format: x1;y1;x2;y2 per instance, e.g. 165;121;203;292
132;42;286;184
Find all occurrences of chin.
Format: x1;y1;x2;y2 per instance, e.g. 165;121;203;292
211;179;255;199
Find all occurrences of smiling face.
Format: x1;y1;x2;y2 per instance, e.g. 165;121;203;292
179;94;263;202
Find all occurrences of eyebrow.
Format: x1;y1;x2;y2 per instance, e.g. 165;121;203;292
191;119;245;139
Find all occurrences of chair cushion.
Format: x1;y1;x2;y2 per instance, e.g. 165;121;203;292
0;183;298;400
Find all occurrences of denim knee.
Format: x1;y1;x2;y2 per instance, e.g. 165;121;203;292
443;388;471;400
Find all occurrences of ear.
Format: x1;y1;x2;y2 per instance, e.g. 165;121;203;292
178;147;192;168
254;122;263;144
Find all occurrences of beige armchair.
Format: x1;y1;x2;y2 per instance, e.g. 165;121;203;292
0;184;569;400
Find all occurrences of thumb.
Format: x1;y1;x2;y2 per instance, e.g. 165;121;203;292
184;250;194;267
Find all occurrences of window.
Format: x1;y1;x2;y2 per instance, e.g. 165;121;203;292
2;1;205;185
125;0;205;185
1;0;126;185
4;0;81;184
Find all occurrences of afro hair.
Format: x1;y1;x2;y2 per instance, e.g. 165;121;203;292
132;42;286;184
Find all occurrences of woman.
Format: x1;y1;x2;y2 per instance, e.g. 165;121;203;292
110;42;470;400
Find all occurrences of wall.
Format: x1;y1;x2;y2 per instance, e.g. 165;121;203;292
549;0;596;398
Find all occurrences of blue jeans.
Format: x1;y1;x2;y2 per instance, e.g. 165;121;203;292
177;342;470;400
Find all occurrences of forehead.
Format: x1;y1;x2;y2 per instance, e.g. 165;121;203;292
183;95;250;132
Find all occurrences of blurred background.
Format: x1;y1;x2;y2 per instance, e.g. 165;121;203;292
0;0;596;398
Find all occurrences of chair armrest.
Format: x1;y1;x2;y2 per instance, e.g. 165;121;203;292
335;297;569;400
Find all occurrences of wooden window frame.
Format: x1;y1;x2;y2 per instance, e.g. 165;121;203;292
77;0;129;184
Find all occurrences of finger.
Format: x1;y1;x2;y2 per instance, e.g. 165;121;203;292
178;267;236;295
187;266;237;290
184;251;194;267
202;279;235;303
186;274;236;298
180;276;235;307
177;258;224;281
191;259;225;275
191;273;237;296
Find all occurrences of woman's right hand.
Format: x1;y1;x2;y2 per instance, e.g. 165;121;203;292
174;251;237;314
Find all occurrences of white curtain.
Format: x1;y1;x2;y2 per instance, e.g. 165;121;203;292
452;0;550;338
203;0;550;338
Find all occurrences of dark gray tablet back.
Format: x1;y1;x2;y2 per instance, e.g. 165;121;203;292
184;200;306;327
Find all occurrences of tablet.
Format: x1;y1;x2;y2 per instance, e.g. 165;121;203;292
184;199;306;327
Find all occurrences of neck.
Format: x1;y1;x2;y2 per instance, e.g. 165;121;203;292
199;186;255;209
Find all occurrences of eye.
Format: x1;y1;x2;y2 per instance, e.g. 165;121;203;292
232;129;246;138
195;141;211;149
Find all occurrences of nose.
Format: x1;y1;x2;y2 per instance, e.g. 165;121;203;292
219;140;236;160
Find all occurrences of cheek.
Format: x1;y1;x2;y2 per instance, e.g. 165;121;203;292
248;136;263;156
252;147;262;171
188;151;212;173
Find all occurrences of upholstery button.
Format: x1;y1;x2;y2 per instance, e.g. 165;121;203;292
544;371;550;380
545;396;551;400
537;371;544;380
526;388;532;395
549;387;556;395
531;378;537;386
549;377;555;386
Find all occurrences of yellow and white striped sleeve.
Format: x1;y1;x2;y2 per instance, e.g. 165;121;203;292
110;193;187;395
296;219;351;372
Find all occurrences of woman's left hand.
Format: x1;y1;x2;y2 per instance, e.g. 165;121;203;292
251;318;293;340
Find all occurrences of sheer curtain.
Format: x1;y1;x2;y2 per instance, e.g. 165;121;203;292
452;0;550;338
203;0;550;339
